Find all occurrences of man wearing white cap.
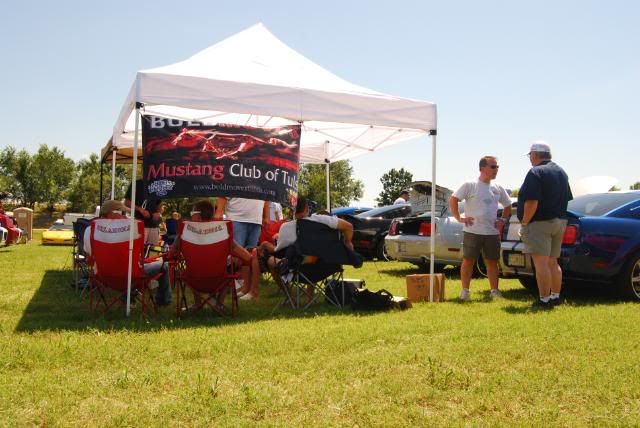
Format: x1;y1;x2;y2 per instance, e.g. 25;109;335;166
517;142;573;309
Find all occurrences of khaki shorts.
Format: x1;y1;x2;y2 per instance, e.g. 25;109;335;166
462;232;500;261
519;218;567;258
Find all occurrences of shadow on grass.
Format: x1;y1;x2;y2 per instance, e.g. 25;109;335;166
500;281;635;314
15;269;375;333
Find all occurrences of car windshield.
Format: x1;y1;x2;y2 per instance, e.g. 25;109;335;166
568;193;640;216
49;224;72;231
355;206;397;218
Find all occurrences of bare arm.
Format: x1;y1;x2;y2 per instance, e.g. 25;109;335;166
214;197;227;220
522;200;538;225
449;195;474;226
124;198;150;219
336;218;354;250
262;201;270;223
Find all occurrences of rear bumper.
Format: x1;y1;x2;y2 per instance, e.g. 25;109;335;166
385;235;462;266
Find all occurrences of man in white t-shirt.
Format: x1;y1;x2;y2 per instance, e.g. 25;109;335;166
215;197;269;248
449;156;512;301
259;196;353;288
393;190;410;205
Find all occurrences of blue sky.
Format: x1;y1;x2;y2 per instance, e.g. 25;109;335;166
2;0;638;205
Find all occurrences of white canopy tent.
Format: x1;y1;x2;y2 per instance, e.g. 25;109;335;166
104;23;439;314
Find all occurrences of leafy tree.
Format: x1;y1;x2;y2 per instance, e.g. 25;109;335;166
67;153;130;213
510;188;519;197
31;145;75;216
375;168;413;206
0;146;39;207
610;185;621;192
630;182;640;190
297;160;363;210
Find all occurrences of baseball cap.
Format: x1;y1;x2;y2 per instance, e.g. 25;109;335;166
100;200;130;216
527;141;551;155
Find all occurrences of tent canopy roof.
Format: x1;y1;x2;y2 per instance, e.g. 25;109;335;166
106;23;436;163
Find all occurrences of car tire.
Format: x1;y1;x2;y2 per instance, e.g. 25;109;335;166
518;277;538;291
617;252;640;301
376;238;393;261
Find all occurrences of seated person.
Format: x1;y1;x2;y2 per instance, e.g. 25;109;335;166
258;195;354;289
83;200;172;306
170;200;261;302
163;211;181;246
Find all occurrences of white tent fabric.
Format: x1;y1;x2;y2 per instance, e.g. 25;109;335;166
108;23;436;163
107;23;440;313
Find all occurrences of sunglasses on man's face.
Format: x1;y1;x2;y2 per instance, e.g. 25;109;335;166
489;165;499;169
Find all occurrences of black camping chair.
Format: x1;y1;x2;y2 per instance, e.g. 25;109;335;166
72;218;93;293
280;218;363;309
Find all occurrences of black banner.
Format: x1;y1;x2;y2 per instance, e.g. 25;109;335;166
141;116;300;207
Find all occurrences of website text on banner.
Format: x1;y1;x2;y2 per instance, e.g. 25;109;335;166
142;116;301;207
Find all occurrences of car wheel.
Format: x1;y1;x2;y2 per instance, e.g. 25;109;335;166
518;277;538;291
617;253;640;301
376;239;392;261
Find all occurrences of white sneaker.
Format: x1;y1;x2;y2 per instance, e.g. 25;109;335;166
459;289;470;302
490;289;502;298
239;293;254;301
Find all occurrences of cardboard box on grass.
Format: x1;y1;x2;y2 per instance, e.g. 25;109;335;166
406;274;445;302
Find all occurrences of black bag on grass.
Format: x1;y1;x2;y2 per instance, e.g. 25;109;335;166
350;288;393;311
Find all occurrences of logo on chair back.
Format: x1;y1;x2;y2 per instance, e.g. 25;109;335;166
93;219;140;243
182;221;229;246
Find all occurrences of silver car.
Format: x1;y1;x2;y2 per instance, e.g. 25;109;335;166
385;205;465;270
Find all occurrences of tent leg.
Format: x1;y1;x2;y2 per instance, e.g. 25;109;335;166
111;149;117;199
324;141;330;212
429;131;437;302
126;105;142;316
99;159;104;207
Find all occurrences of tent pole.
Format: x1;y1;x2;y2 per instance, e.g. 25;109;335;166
111;149;117;199
99;158;104;207
429;131;437;302
324;141;330;212
126;105;142;316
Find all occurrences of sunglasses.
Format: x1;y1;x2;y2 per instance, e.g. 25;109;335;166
489;165;499;169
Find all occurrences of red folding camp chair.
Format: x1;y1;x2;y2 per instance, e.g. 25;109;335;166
174;220;239;317
87;218;162;316
259;219;286;245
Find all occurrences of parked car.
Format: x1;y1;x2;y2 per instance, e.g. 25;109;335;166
386;200;516;271
386;205;463;270
343;204;413;260
331;206;374;218
42;221;74;245
0;212;22;246
500;191;640;300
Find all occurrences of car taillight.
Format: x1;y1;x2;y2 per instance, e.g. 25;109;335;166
418;222;434;237
582;234;626;252
389;222;398;236
562;225;578;245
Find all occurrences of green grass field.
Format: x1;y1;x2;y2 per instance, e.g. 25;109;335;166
1;231;639;426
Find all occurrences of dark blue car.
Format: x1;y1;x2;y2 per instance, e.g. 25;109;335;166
500;191;640;300
330;206;374;217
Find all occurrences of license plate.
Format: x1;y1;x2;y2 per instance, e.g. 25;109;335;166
397;242;406;253
507;253;526;267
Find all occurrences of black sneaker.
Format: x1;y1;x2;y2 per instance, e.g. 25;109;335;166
530;299;553;310
549;297;562;307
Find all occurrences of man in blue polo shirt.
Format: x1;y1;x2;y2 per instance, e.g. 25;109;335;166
517;142;573;309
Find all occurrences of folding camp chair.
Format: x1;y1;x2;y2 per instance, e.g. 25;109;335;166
87;218;161;316
174;220;239;318
280;219;363;309
72;218;93;293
